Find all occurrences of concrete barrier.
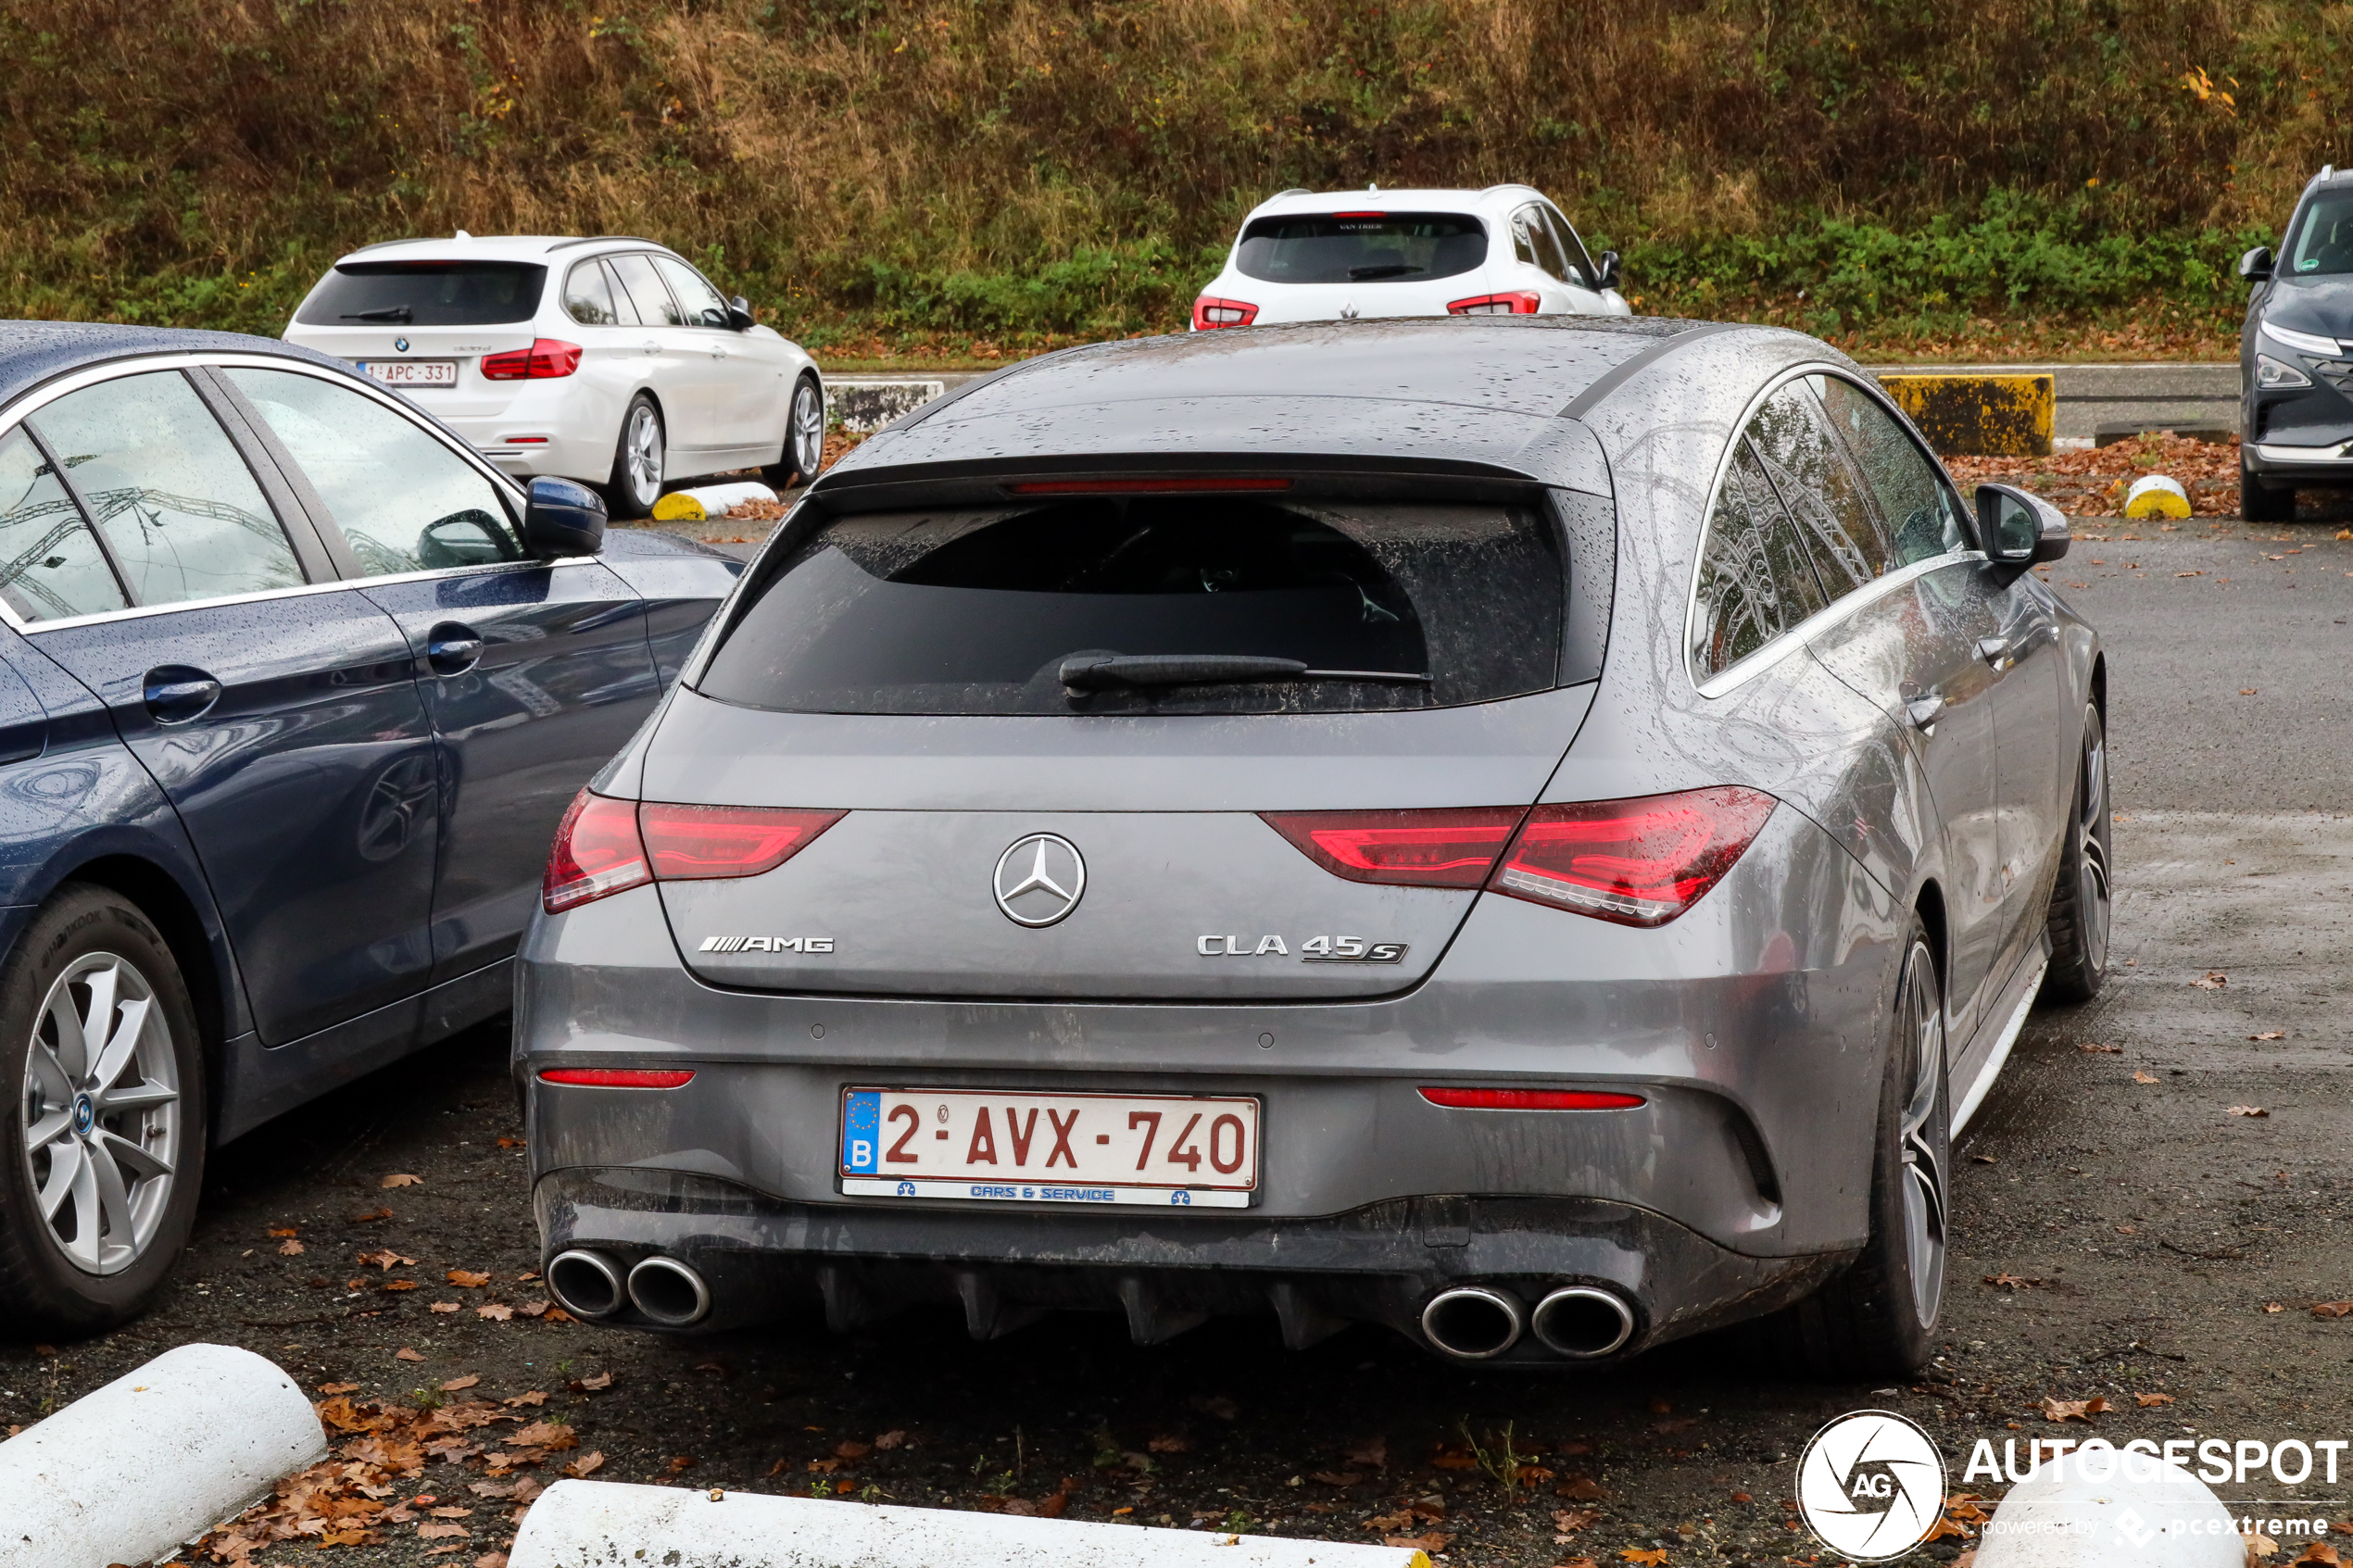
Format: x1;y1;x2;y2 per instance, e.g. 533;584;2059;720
0;1343;325;1568
510;1478;1434;1568
1972;1444;2242;1567
830;378;951;433
1877;372;2056;457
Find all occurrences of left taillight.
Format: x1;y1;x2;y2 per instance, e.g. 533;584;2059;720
481;338;584;380
1192;295;1259;330
1491;786;1776;926
543;791;650;912
544;793;845;913
1264;786;1776;926
1446;291;1542;316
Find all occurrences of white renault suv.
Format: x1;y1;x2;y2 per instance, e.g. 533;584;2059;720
283;234;825;516
1190;185;1630;330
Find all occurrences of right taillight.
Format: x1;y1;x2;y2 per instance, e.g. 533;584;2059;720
543;794;844;912
1192;295;1259;330
544;790;651;912
1265;787;1775;926
1491;786;1776;926
1259;808;1528;888
1447;291;1542;316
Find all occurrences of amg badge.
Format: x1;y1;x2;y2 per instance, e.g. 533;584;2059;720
700;935;836;953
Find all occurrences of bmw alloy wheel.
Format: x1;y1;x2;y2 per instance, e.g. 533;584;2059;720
624;402;663;509
789;379;824;482
19;952;181;1274
1896;940;1947;1328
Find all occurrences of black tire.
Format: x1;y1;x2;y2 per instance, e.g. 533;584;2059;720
2043;701;2113;1004
604;394;665;520
2241;459;2295;522
0;884;206;1335
1776;916;1949;1379
761;375;824;491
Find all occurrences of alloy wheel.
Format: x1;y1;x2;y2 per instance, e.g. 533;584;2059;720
1896;938;1947;1328
789;381;824;479
625;404;663;508
2075;709;2113;974
19;952;181;1275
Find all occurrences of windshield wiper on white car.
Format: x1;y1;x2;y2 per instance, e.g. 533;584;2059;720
1349;264;1422;280
341;306;413;322
1059;654;1432;690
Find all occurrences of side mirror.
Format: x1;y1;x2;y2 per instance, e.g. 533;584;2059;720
1975;483;2068;573
1595;250;1622;292
522;475;607;558
726;295;756;331
2240;246;2275;282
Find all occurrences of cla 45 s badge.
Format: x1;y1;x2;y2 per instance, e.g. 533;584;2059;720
1196;935;1408;963
700;935;836;953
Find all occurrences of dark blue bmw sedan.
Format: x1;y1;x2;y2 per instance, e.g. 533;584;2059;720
0;322;739;1332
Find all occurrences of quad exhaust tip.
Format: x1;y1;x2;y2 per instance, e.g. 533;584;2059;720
1531;1285;1637;1358
547;1248;625;1320
1420;1286;1525;1359
627;1255;713;1327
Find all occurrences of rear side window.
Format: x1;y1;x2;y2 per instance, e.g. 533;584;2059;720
1691;445;1828;681
294;261;547;327
0;428;127;622
562;261;620;326
1234;215;1488;285
1812;377;1969;567
698;497;1564;716
28;372;306;608
1745;383;1891;596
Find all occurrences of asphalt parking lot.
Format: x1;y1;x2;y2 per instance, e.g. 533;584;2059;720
5;514;2350;1567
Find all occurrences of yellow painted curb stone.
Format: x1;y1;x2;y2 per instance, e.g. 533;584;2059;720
2124;474;2192;520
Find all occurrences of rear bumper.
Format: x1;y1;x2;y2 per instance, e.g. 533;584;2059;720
432;395;613;485
533;1165;1850;1361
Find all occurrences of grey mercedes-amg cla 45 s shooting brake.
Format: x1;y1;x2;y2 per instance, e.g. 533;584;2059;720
517;316;2109;1375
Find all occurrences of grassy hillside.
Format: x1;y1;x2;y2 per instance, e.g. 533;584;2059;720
0;0;2339;358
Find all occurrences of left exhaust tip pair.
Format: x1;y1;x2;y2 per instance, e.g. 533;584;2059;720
547;1248;710;1326
1420;1284;1635;1360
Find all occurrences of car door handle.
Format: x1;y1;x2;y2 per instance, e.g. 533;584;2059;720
1977;635;2015;671
425;623;484;677
143;667;221;725
640;340;661;356
1904;695;1945;733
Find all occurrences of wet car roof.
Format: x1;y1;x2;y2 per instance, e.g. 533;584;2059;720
0;321;349;411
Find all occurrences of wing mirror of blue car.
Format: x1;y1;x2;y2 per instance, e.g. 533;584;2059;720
2240;245;2274;283
1976;482;2069;578
726;295;756;331
522;475;608;558
1595;250;1622;292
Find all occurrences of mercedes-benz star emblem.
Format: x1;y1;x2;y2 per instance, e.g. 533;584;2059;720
993;833;1086;927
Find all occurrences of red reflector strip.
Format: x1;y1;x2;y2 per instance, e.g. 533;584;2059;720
539;1068;696;1089
1419;1087;1645;1110
638;803;843;881
1328;210;1385;218
1261;807;1526;888
1006;477;1291;495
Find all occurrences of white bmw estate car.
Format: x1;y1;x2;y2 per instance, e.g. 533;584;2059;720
1190;185;1632;331
285;234;825;517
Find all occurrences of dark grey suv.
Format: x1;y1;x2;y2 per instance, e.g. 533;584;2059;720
2239;165;2353;520
515;317;2108;1375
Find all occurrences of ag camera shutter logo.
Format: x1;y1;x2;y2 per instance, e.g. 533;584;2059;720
1794;1410;1947;1561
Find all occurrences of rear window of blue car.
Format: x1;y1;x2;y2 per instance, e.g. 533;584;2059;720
294;261;547;327
1234;214;1488;285
697;496;1566;716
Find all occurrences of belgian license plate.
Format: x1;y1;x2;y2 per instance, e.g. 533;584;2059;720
839;1087;1259;1208
359;359;458;387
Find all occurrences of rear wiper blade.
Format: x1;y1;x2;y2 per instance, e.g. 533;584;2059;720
1348;264;1422;280
341;306;412;322
1059;654;1432;690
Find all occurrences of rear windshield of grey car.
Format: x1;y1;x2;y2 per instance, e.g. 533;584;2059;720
294;262;549;326
1235;215;1487;285
697;497;1565;716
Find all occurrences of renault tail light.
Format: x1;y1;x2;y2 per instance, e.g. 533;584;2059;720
543;791;651;912
1260;808;1528;888
1193;295;1259;330
1491;787;1776;926
481;339;584;380
1446;291;1541;316
1419;1087;1646;1110
636;804;842;881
